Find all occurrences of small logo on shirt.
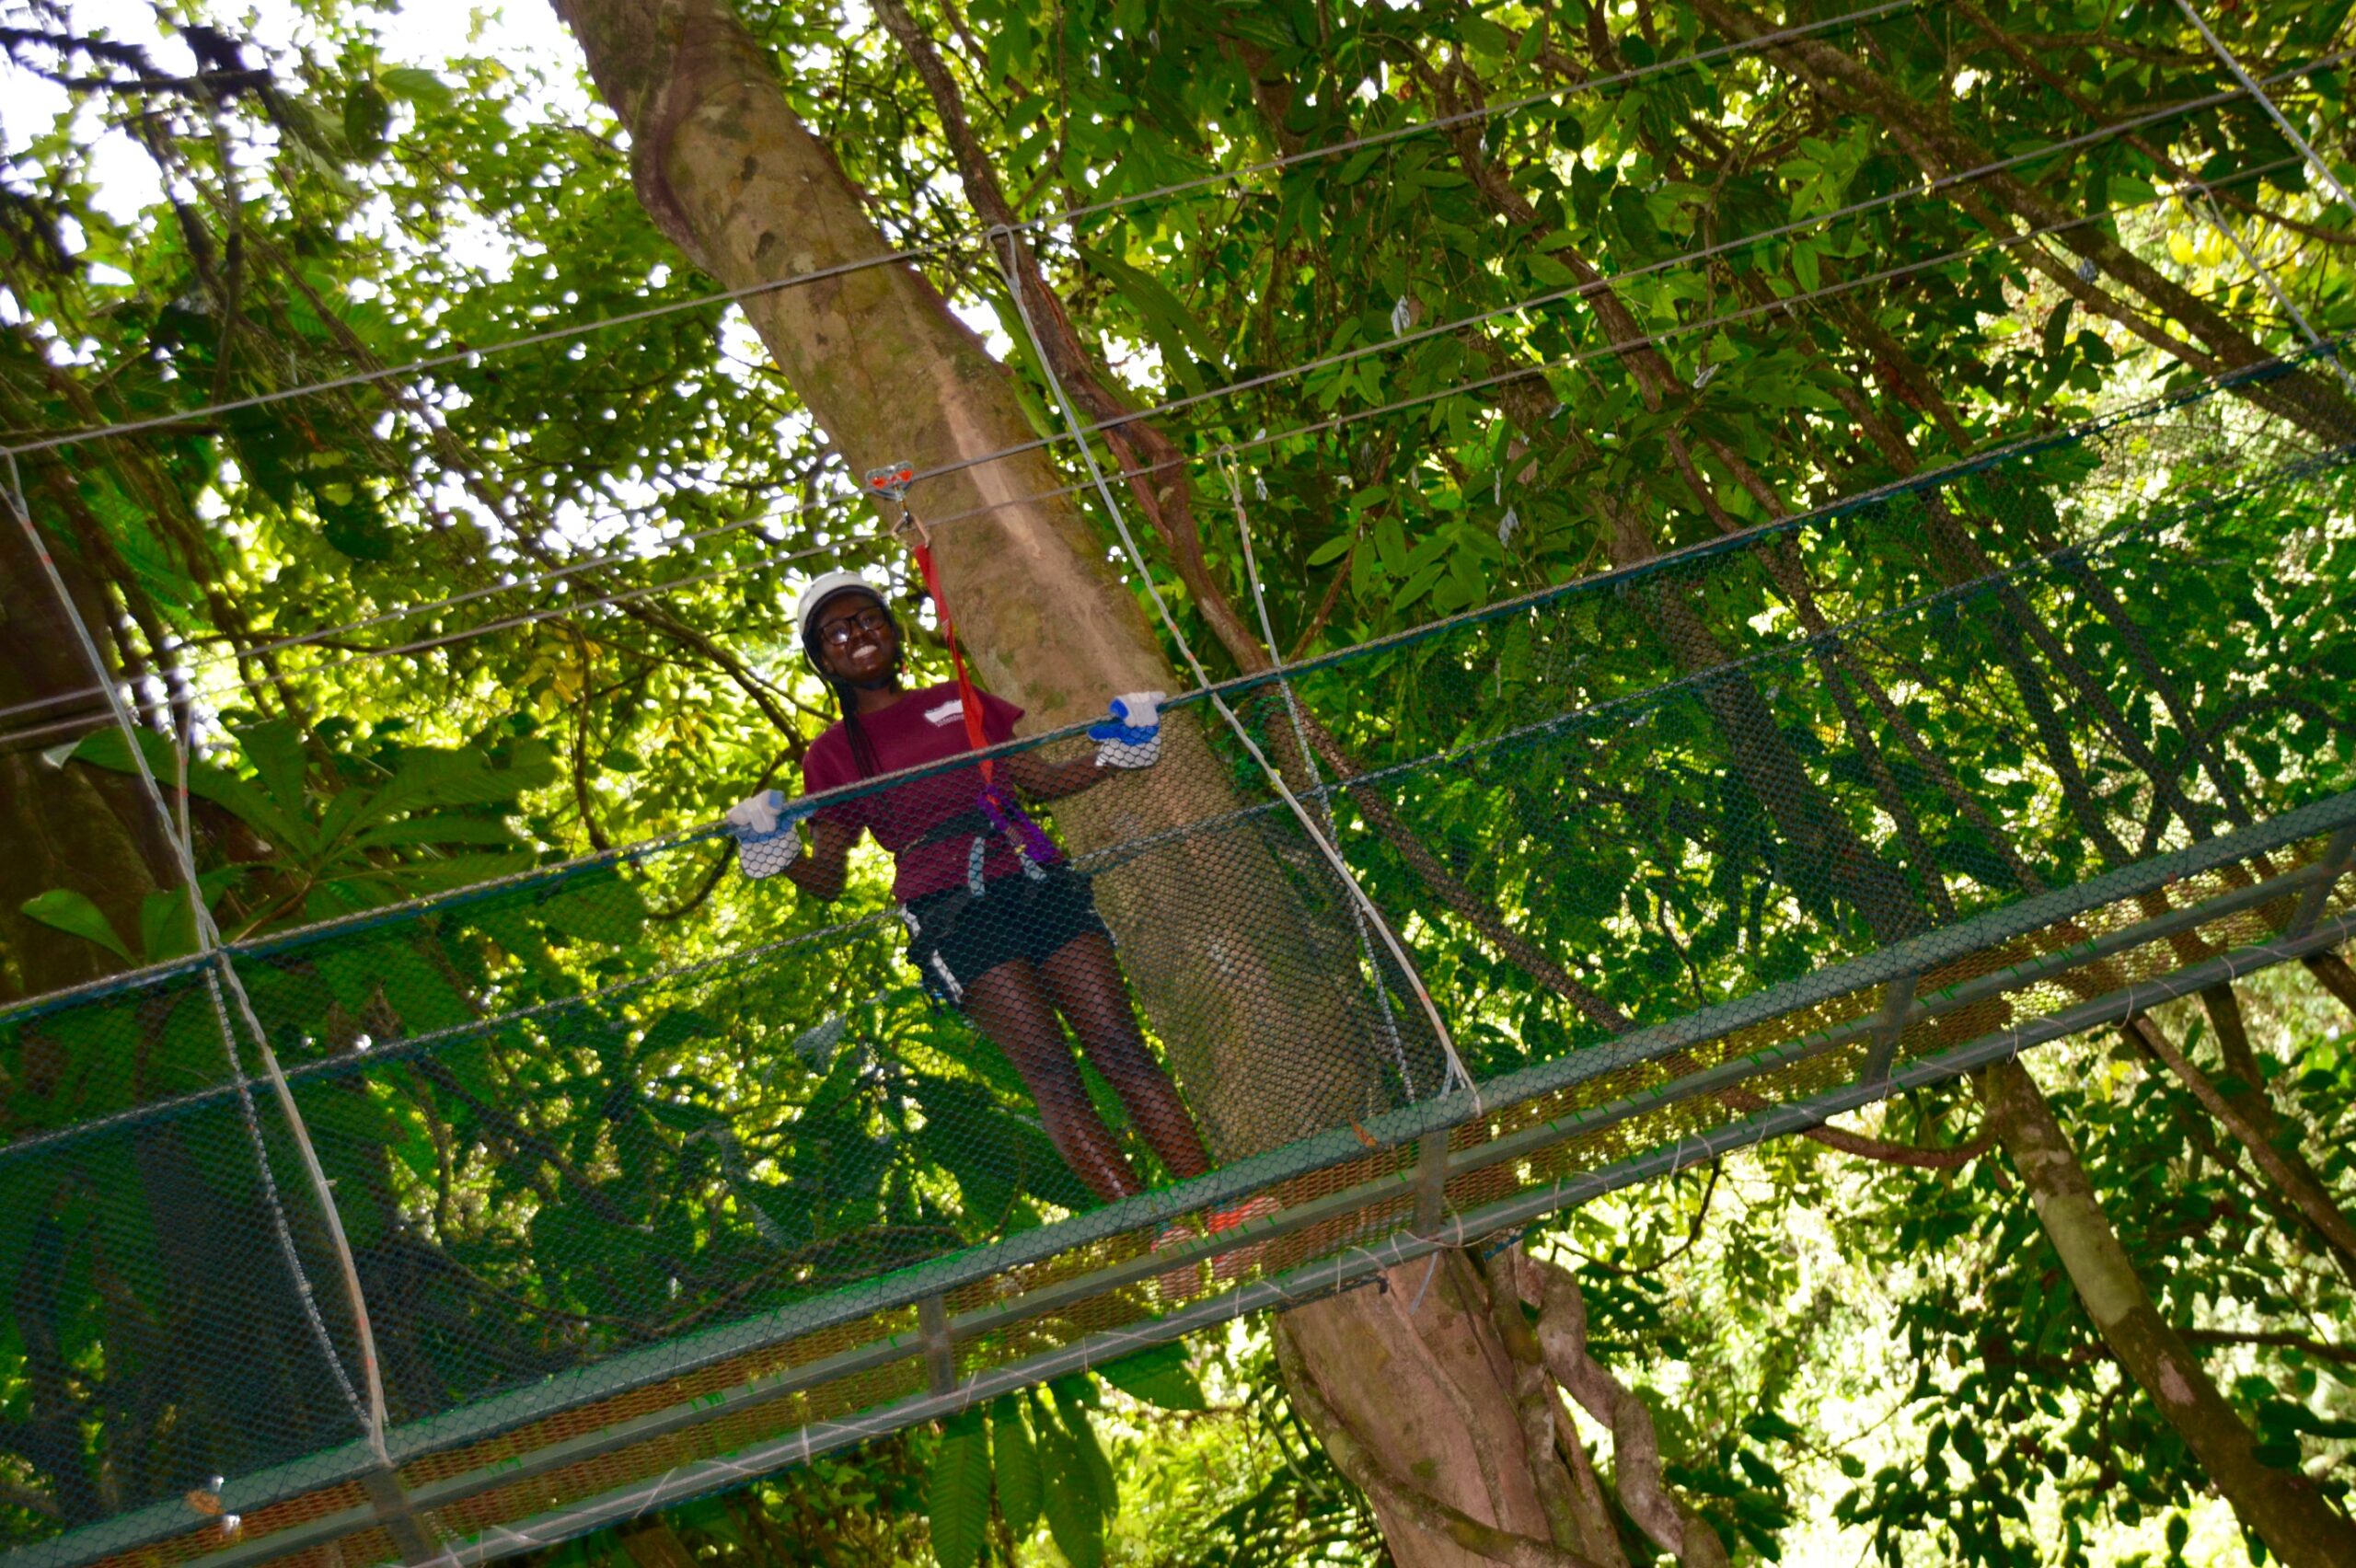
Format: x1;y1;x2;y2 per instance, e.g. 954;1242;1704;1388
925;699;964;727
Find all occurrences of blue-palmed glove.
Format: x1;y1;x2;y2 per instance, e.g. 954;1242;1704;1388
1089;691;1167;769
725;790;807;880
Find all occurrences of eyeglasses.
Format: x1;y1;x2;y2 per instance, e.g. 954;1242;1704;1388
819;605;895;647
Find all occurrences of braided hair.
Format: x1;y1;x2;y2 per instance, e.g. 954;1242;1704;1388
802;589;904;779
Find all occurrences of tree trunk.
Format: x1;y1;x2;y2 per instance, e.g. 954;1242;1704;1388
549;0;1399;1158
547;7;1756;1566
1979;1059;2356;1568
0;505;174;1001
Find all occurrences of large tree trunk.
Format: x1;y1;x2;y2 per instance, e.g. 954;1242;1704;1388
546;6;1715;1566
549;0;1403;1159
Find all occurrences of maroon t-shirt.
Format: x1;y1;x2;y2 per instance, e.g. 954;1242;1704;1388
801;681;1028;902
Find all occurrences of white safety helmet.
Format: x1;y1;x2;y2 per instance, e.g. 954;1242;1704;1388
795;571;885;644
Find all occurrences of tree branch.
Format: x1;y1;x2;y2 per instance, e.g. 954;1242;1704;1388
1520;1252;1730;1567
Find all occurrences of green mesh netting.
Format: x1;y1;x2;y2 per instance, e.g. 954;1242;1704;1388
5;361;2356;1568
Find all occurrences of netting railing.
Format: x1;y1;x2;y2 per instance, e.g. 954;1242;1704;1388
5;360;2355;1568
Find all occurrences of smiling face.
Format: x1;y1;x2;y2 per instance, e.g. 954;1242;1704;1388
813;590;899;686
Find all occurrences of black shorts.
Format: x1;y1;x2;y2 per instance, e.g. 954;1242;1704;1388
900;868;1111;1003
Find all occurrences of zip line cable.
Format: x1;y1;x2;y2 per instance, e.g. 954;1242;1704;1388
8;39;2337;738
2189;187;2356;401
0;525;902;750
1218;448;1411;1081
28;15;2327;739
0;150;2311;756
0;482;862;728
901;51;2353;490
27;19;2349;736
0;0;1944;465
17;0;2339;485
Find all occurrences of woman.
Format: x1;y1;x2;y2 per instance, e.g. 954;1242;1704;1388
727;571;1238;1227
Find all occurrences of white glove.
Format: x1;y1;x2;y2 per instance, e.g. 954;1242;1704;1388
724;790;805;880
1089;690;1167;769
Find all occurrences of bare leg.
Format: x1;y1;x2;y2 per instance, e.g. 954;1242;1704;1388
1039;933;1213;1182
960;957;1142;1205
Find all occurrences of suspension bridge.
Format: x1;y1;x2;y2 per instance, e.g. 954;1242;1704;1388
3;347;2353;1566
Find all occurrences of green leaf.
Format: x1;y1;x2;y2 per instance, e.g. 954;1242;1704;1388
20;889;131;962
1456;15;1512;62
342;80;390;156
69;728;312;854
364;743;556;822
1097;1342;1206;1410
378;66;456;112
1526;251;1579;289
990;1399;1042;1535
234;720;310;820
1035;1408;1106;1568
907;1073;1095;1218
349;815;525;850
537;880;650;946
1305;532;1357;567
1080;245;1224;391
2042;298;2075;363
1051;1381;1116;1520
1791;240;1820;294
138;890;196;963
925;1411;991;1568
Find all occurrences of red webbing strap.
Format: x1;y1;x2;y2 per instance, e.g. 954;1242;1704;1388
907;536;995;785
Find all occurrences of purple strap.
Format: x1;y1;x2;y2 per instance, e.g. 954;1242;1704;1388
979;783;1063;867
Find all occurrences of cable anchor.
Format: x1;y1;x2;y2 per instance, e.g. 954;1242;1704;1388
862;460;926;543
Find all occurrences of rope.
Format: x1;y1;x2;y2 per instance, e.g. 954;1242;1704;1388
3;455;393;1467
0;483;857;729
900;524;1000;782
0;0;1935;465
0;527;896;751
910;52;2349;491
0;141;2307;758
1218;451;1415;1091
2172;0;2356;223
4;403;2343;1172
987;225;1481;1109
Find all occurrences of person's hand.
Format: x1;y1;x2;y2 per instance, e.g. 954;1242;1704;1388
724;790;805;879
1090;691;1167;769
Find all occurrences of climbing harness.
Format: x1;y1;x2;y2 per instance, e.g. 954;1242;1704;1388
862;462;1061;892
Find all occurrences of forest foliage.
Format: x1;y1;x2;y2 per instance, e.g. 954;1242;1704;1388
3;0;2355;1562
